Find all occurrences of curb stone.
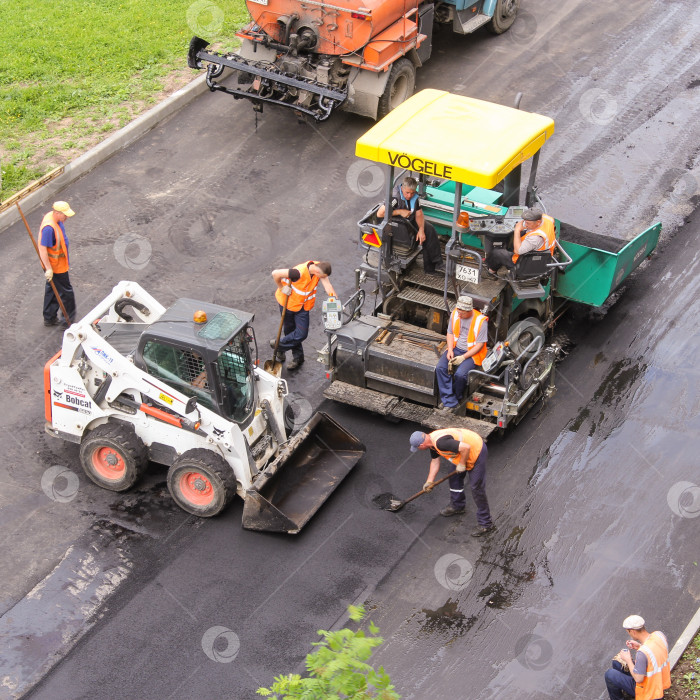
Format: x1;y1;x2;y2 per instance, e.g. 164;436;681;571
669;605;700;669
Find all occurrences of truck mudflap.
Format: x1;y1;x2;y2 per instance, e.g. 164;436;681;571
241;412;365;533
188;38;347;121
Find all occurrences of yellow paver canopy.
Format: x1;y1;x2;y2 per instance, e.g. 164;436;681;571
356;89;555;189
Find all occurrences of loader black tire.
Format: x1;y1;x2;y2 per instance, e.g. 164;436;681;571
79;421;148;492
378;58;415;119
167;449;236;518
486;0;519;35
506;318;545;359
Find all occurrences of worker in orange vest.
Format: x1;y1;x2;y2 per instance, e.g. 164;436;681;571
409;427;495;535
435;295;488;411
38;201;77;327
271;260;336;371
485;206;556;277
605;615;671;700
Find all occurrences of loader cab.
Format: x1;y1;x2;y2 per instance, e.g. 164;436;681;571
135;299;257;426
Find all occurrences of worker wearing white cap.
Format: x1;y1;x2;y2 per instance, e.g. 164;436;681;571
435;295;488;411
38;201;77;327
604;615;671;700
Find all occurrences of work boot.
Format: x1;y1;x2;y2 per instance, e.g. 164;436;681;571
287;356;304;371
440;505;465;517
44;317;59;327
471;524;496;537
432;262;446;274
274;352;285;363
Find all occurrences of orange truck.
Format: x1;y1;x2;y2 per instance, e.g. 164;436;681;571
187;0;519;121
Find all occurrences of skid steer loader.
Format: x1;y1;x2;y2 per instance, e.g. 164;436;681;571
43;281;365;533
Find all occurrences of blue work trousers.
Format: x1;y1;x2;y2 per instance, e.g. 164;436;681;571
604;661;637;699
43;271;76;324
277;304;310;361
436;349;476;408
448;444;492;527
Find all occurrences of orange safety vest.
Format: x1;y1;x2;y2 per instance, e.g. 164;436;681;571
429;428;483;470
40;211;69;273
635;631;671;700
513;214;556;263
275;261;322;312
449;309;488;366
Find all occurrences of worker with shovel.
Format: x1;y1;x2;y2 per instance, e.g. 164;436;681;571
271;261;336;371
409;428;495;536
38;201;77;327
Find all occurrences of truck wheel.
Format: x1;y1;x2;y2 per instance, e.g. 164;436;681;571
487;0;519;35
79;421;147;492
506;318;545;359
167;449;236;517
378;59;416;119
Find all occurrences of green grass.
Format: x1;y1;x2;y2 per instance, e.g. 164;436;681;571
0;0;248;201
669;624;700;700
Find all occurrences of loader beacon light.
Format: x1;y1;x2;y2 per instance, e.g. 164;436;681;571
194;310;207;324
362;227;382;248
322;297;343;331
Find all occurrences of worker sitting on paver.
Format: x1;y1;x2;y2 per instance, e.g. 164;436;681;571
485;206;556;277
409;428;495;534
377;176;444;274
604;615;671;700
435;295;487;411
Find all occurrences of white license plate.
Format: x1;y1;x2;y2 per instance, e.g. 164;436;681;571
456;263;480;284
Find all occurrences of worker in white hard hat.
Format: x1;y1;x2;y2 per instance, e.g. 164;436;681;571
604;615;671;700
38;201;77;327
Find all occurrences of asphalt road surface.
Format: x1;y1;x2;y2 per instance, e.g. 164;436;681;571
1;0;699;698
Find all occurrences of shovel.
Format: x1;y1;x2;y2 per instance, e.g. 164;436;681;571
263;292;289;377
386;469;460;511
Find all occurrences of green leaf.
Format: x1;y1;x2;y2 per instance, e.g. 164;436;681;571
257;606;397;698
348;604;366;622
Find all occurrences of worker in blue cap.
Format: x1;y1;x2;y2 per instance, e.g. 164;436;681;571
409;428;494;536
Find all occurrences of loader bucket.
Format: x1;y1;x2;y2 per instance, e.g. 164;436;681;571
242;412;365;534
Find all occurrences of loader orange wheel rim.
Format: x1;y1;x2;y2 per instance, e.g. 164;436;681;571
179;471;215;506
92;447;126;480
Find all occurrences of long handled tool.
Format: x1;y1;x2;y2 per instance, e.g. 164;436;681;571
0;167;71;323
263;292;289;377
386;469;459;511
